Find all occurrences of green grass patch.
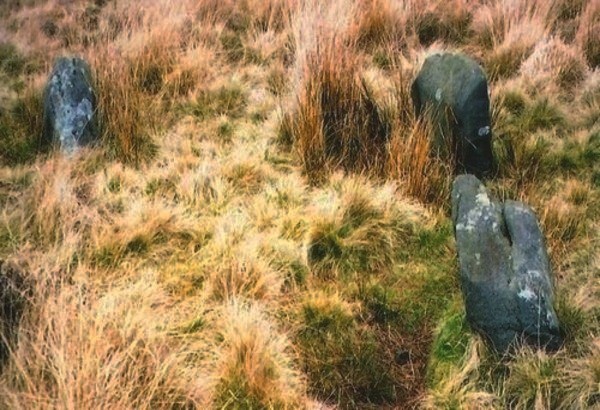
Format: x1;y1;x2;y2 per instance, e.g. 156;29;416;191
0;88;45;165
177;316;205;334
180;85;247;121
360;282;401;325
144;177;178;198
486;45;532;81
0;42;25;77
542;130;600;175
297;295;396;406
426;306;470;387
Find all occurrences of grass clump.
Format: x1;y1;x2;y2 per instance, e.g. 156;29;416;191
0;43;27;78
412;1;473;46
94;52;158;164
182;85;247;121
360;282;401;325
522;98;565;132
486;43;533;81
297;292;396;406
504;350;559;409
214;301;305;409
0;86;45;165
426;307;470;387
282;37;390;183
220;31;246;63
388;115;453;208
555;340;600;409
577;2;600;68
207;256;282;302
493;94;566;182
306;177;420;280
352;0;404;51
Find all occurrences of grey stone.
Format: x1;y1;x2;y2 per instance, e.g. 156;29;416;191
504;201;562;350
412;52;495;178
42;57;98;154
451;175;562;353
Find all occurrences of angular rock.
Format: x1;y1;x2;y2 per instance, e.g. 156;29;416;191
412;52;495;178
42;56;98;154
451;175;562;353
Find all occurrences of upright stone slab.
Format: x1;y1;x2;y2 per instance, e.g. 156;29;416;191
451;175;562;353
42;57;98;154
504;201;562;350
412;52;495;178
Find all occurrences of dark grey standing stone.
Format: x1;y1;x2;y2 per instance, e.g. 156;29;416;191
42;56;98;154
504;201;562;350
451;175;562;353
412;52;495;178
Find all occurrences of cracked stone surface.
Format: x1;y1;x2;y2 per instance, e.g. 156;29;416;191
42;57;98;154
412;52;495;178
451;175;562;353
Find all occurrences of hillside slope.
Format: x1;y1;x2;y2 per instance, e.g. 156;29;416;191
0;0;598;408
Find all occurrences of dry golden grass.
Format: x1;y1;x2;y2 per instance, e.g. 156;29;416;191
0;0;599;408
282;35;390;183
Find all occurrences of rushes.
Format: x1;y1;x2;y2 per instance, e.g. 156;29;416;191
283;36;391;183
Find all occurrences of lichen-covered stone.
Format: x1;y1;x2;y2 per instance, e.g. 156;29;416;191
451;175;562;353
42;56;98;154
412;52;494;178
504;201;562;350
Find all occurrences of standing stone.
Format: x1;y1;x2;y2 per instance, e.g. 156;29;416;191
412;52;495;178
42;57;98;154
451;175;562;353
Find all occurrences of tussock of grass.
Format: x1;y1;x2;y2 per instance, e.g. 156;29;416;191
0;273;209;408
577;2;600;68
351;0;405;51
283;35;390;183
504;349;558;409
94;50;158;164
306;176;421;280
423;339;499;410
207;256;282;302
411;0;473;46
0;43;29;78
555;338;600;409
0;86;45;165
426;306;471;387
181;84;248;121
214;300;305;409
297;291;396;406
388;116;453;208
